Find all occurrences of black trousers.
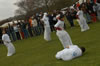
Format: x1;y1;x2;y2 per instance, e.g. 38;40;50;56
16;32;21;40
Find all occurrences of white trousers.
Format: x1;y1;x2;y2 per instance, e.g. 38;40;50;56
4;42;15;56
44;27;51;41
77;18;90;32
56;30;73;48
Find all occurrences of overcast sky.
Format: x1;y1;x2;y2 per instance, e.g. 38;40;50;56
0;0;18;20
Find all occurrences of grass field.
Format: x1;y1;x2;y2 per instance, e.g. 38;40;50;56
0;21;100;66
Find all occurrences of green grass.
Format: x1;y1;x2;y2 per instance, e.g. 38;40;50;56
0;21;100;66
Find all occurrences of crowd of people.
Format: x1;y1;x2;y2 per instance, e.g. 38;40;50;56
0;0;100;60
0;0;99;43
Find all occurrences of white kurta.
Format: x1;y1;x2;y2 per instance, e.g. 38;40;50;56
77;10;90;32
42;14;51;41
55;45;82;61
55;20;73;48
2;34;15;56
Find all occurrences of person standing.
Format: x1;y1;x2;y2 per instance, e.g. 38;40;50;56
0;28;2;44
8;23;16;41
2;29;15;56
66;8;74;27
96;3;100;20
86;1;97;22
13;23;21;40
76;7;90;32
54;15;73;48
21;21;29;38
42;13;51;41
48;13;55;32
32;16;39;36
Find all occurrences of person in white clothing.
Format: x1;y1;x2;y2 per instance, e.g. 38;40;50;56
41;13;51;41
96;3;100;20
54;15;73;48
76;7;90;32
55;45;85;61
2;29;15;56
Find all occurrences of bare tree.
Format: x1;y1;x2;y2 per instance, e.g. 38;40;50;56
15;0;77;16
15;0;58;15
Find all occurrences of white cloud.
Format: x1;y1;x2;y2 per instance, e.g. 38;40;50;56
0;0;18;20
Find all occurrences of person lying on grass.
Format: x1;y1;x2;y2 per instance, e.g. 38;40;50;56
55;45;85;61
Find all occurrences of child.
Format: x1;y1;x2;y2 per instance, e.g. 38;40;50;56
2;29;15;56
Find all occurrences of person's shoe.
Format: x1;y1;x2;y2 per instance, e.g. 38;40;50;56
7;54;13;56
7;52;15;56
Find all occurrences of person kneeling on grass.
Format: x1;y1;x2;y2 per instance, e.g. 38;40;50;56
2;29;16;56
55;45;85;61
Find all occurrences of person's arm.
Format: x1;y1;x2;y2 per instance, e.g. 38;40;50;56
41;17;46;26
54;21;60;28
2;35;9;43
76;11;80;19
55;50;63;60
2;35;5;42
54;21;62;30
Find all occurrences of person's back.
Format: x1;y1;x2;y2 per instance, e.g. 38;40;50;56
77;10;84;19
55;20;64;31
55;45;83;61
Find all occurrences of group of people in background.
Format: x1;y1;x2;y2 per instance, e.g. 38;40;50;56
0;0;100;60
0;0;99;43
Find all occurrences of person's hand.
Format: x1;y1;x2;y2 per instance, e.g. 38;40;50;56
66;46;69;48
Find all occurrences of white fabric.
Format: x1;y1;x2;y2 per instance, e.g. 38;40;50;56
44;27;51;41
55;45;82;61
32;19;38;27
56;14;60;19
55;20;73;48
77;10;90;32
42;13;51;41
2;34;15;56
42;13;50;27
13;25;19;32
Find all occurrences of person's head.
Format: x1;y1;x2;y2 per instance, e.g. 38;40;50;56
44;12;48;16
59;15;64;21
8;23;10;26
80;47;86;53
71;8;75;12
79;6;83;10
